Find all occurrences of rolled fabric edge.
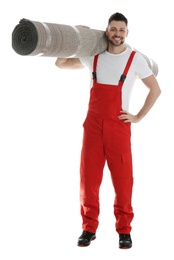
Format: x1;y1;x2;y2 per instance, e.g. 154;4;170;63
12;18;38;56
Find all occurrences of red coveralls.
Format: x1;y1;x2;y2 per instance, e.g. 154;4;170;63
80;51;136;234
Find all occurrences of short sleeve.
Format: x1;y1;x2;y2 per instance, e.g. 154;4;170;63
134;53;153;79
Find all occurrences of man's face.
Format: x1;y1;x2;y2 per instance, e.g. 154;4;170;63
105;21;128;47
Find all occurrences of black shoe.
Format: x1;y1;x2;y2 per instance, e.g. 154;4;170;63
77;230;96;247
119;234;132;249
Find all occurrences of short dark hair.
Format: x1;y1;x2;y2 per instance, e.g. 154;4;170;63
108;12;128;26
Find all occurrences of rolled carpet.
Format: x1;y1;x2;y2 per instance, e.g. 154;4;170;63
12;18;158;76
12;18;107;58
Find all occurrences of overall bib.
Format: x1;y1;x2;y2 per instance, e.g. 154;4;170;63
80;51;136;234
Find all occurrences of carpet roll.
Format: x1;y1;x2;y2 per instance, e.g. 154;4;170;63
12;18;107;57
12;18;158;76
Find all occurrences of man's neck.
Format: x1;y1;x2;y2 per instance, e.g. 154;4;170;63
107;44;127;54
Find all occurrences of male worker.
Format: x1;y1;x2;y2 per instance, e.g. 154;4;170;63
55;12;161;249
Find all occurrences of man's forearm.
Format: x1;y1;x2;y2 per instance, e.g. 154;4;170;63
136;87;161;120
55;57;84;69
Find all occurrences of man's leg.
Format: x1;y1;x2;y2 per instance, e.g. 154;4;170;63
80;115;106;233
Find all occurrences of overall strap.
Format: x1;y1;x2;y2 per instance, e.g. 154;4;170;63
92;54;99;82
119;50;136;87
92;50;136;85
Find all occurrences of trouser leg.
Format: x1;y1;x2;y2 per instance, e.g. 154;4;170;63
80;115;105;233
109;157;134;234
104;120;134;234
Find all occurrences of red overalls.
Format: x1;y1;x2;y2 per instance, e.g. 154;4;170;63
80;51;136;234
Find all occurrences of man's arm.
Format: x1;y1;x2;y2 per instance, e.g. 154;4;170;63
55;57;85;69
118;74;161;123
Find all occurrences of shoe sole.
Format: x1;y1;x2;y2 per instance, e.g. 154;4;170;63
77;236;96;247
119;245;132;249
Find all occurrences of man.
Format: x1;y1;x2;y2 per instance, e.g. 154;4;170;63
55;12;161;249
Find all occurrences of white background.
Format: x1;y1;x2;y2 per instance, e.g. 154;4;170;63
0;0;173;259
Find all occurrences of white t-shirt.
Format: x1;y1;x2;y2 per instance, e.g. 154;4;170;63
79;47;153;111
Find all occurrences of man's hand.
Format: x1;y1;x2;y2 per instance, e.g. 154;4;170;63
118;110;141;123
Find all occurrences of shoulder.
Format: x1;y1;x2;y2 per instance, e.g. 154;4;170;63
134;51;148;63
131;51;153;78
133;51;153;70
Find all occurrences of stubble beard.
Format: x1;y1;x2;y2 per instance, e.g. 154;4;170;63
108;38;125;47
